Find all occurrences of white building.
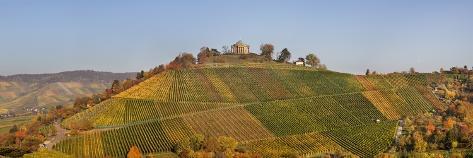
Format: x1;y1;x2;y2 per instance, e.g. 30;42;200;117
295;61;304;66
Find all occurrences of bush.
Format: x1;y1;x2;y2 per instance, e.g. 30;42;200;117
0;147;30;157
281;152;298;158
465;151;473;158
217;136;237;152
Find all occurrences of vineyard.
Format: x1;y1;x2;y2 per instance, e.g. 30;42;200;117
244;95;387;136
246;132;351;157
321;121;397;158
57;65;438;157
183;106;274;141
113;67;364;103
63;98;238;128
55;118;193;158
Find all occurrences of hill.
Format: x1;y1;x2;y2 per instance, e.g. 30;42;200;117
57;63;440;157
0;70;135;116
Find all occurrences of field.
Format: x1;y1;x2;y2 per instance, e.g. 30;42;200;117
57;64;437;157
0;115;34;133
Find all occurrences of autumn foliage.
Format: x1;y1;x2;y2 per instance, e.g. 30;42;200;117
127;145;142;158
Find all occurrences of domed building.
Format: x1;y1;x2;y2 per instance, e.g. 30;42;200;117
231;40;250;54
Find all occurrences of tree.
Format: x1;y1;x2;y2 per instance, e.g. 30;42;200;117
204;137;218;152
158;64;165;72
366;69;370;76
167;53;196;69
197;47;212;64
443;117;456;130
15;129;26;146
413;131;427;152
111;80;121;94
409;67;416;74
21;136;43;151
217;136;237;152
222;46;230;54
180;53;196;68
189;134;204;151
9;125;18;134
305;53;320;68
127;145;142;158
451;67;460;74
276;48;291;63
136;70;144;80
260;44;274;60
426;122;436;135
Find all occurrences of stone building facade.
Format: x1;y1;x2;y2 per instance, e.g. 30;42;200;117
231;40;250;54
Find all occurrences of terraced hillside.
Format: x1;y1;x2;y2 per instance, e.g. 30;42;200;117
58;64;438;157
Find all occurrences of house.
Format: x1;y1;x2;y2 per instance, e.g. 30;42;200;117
294;58;305;66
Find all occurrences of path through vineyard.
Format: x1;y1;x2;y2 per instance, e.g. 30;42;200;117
46;122;68;149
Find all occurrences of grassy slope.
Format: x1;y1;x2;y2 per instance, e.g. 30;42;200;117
0;81;109;115
58;64;435;157
23;148;72;158
0;115;34;133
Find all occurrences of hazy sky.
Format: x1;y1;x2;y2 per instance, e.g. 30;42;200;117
0;0;472;75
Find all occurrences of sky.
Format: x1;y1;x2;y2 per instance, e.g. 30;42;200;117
0;0;472;75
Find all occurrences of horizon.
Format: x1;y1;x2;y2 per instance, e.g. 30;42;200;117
0;69;137;77
1;1;472;75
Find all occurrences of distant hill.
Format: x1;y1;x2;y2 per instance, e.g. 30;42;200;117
58;63;440;157
0;70;135;83
0;70;135;115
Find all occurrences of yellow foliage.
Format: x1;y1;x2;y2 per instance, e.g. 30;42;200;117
445;90;456;100
443;117;456;130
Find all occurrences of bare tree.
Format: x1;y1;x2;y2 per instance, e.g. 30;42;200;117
180;53;196;68
260;43;274;60
221;45;230;54
197;47;211;64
